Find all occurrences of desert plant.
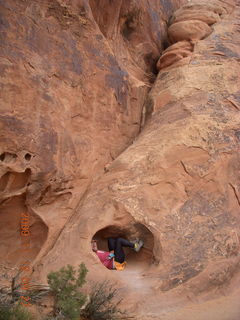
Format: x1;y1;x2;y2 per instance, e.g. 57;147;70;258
47;263;88;320
82;281;130;320
44;316;65;320
27;283;50;303
0;304;34;320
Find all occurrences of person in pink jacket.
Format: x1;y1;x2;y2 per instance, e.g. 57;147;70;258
91;237;143;271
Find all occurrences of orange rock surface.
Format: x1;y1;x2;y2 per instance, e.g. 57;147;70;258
1;0;240;319
168;20;213;43
0;0;183;269
156;40;194;70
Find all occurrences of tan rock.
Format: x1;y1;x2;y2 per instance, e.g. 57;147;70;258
168;20;213;43
33;0;240;314
171;9;221;25
157;41;194;70
0;0;186;276
163;40;194;53
181;0;232;15
1;0;240;319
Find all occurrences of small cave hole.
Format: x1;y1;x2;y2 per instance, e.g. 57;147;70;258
0;172;11;192
0;153;5;161
0;152;17;163
121;9;140;40
144;53;159;78
162;38;170;51
122;19;135;40
91;223;154;270
0;168;32;191
24;153;32;161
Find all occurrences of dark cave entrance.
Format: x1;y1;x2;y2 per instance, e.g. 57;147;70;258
92;223;154;268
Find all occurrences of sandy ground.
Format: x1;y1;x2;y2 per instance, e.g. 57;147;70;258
117;258;240;320
159;288;240;320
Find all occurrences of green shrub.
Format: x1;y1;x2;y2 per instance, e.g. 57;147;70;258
0;305;11;320
82;281;129;320
0;304;34;320
47;263;88;320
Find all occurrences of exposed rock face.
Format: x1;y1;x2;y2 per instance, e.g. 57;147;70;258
0;0;183;269
1;0;240;319
157;0;236;71
156;40;194;70
168;19;213;42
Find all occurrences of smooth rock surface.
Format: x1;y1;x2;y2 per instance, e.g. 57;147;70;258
168;19;213;43
156;40;194;70
170;9;221;25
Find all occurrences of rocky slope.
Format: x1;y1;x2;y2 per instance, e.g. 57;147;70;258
1;0;240;319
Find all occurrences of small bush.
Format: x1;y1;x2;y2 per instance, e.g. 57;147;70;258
82;281;129;320
0;304;34;320
47;263;88;320
0;305;11;320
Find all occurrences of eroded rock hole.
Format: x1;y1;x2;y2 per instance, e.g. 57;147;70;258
92;223;154;269
144;53;159;77
121;10;140;40
0;152;17;163
24;153;32;161
0;168;31;192
163;38;170;50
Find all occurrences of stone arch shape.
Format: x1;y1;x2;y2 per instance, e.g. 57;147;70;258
92;223;155;269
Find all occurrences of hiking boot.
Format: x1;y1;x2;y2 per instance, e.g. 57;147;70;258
133;239;144;252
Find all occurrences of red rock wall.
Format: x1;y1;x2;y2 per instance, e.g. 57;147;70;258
0;0;184;277
1;0;240;318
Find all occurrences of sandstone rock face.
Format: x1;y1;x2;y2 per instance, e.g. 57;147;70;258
0;0;184;283
157;0;236;71
1;0;240;319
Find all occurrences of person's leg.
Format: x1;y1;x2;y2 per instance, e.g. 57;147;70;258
114;238;134;263
107;238;116;252
117;238;134;249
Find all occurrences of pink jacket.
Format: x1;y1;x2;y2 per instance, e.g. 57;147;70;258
95;250;114;269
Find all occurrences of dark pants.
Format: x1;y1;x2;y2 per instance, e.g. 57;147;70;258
108;237;134;263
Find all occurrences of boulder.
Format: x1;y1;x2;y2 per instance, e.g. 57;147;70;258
157;41;194;69
168;20;213;43
170;9;221;25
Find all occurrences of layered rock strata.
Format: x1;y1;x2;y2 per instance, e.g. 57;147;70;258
157;0;235;70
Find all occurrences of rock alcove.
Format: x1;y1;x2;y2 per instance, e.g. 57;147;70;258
92;223;155;269
0;168;48;267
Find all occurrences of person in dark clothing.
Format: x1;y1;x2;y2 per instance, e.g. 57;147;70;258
92;237;143;271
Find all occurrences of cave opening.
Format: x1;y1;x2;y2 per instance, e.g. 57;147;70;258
24;153;32;161
92;223;154;269
0;152;17;163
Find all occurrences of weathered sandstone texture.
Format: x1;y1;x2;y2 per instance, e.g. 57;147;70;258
157;0;236;71
0;0;183;270
1;0;240;319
